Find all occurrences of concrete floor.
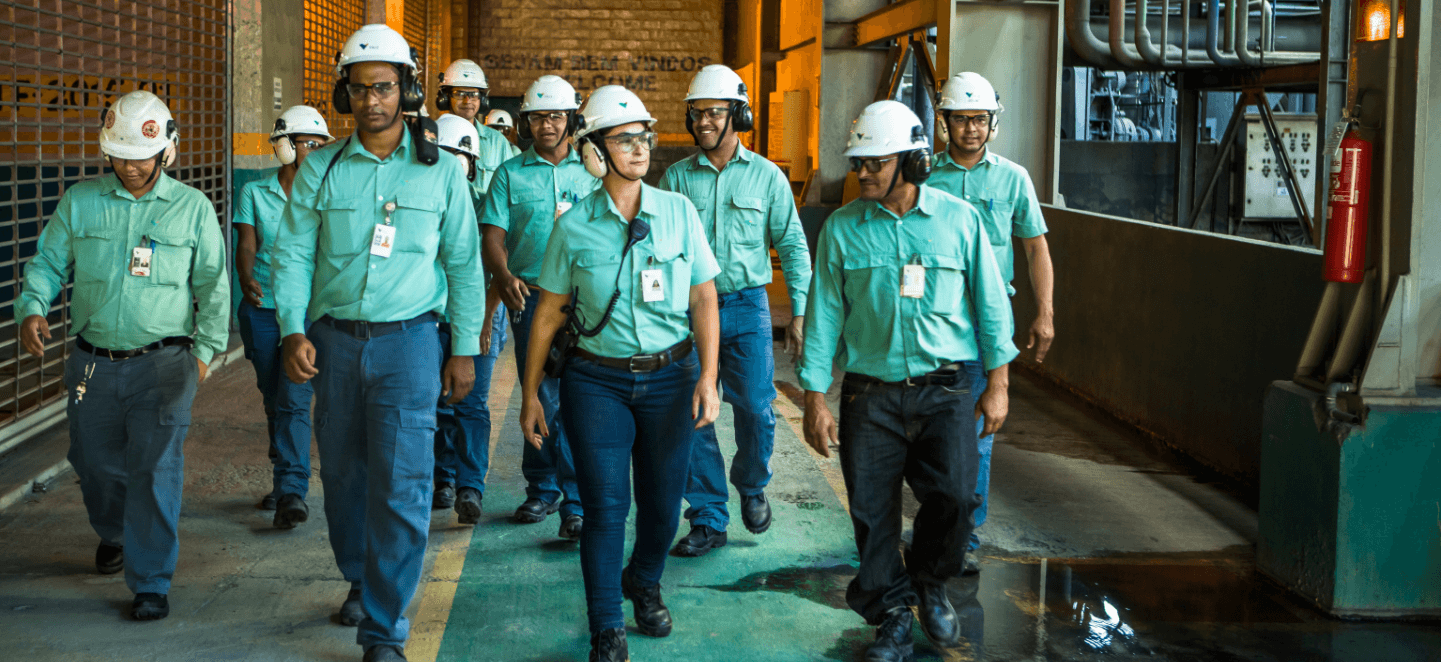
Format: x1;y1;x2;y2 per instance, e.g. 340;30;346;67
2;342;1440;661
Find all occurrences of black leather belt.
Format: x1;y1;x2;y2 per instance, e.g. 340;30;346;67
319;312;437;340
846;363;963;388
77;336;193;361
573;338;693;373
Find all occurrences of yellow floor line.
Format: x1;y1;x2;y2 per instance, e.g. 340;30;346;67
408;352;519;662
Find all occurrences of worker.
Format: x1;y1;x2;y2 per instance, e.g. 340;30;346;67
799;100;1017;661
436;58;520;198
517;85;720;662
15;89;229;621
659;64;811;557
270;24;484;662
486;108;516;145
234;104;330;527
930;72;1054;573
481;74;596;535
431;113;509;525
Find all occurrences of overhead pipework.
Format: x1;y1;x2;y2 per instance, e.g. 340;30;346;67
1067;0;1324;70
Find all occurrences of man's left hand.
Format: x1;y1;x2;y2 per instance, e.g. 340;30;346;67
441;355;475;405
1028;315;1054;363
976;385;1009;437
196;358;209;383
785;315;805;361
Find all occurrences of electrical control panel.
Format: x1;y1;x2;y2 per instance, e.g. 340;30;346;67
1243;113;1318;219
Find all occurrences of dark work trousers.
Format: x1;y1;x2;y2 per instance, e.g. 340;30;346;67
837;368;981;624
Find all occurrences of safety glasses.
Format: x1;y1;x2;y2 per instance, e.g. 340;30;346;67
604;131;657;154
527;112;569;125
449;90;484;101
849;156;897;174
346;82;399;99
294;140;325;150
946;112;992;129
687;106;731;122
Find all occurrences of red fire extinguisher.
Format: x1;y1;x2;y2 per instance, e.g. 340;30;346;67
1323;130;1372;283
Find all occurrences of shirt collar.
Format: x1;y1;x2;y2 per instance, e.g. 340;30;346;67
596;183;660;224
262;170;286;196
104;172;178;202
934;146;998;171
341;127;411;163
687;142;754;172
523;144;581;167
862;184;936;222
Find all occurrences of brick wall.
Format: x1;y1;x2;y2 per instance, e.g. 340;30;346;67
467;0;724;141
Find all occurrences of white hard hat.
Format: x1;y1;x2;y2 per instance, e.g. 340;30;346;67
937;72;1001;113
439;59;488;90
685;64;748;103
437;113;480;158
334;24;416;75
100;90;178;165
519;75;581;113
485;109;514;129
270;105;333;141
574;86;654;142
843;100;929;158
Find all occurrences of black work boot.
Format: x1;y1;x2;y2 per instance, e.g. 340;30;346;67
741;492;772;534
588;627;629;662
621;566;673;637
432;483;456;510
864;607;914;662
131;593;169;621
670;524;727;557
273;494;309;529
95;543;124;575
362;644;407;661
513;497;559;523
558;514;583;540
916;581;960;646
455;487;483;525
338;588;363;626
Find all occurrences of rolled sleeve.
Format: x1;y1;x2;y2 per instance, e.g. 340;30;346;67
799;221;842;392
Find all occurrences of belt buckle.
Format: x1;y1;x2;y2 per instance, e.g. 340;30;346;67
903;375;919;387
355;320;371;340
628;356;647;372
105;348;118;361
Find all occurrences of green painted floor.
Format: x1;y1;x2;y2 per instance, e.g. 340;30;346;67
437;384;865;662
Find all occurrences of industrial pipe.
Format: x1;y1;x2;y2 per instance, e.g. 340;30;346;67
1065;0;1125;69
1236;0;1320;65
1137;0;1221;66
1325;382;1361;425
1109;0;1149;67
1379;0;1400;331
1207;0;1242;65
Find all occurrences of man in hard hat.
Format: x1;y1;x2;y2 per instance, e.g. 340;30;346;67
436;58;520;196
486;109;516;145
660;64;811;557
481;74;596;536
234;105;331;528
430;113;510;527
270;24;484;662
930;72;1054;575
16;90;230;621
800;101;1016;660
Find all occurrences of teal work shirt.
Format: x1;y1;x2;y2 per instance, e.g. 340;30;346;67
659;144;811;311
928;148;1046;295
232;169;285;308
480;145;600;284
270;129;486;355
16;173;232;365
538;185;721;358
471;119;521;198
799;185;1018;392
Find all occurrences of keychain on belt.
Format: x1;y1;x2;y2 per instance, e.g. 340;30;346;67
74;359;96;403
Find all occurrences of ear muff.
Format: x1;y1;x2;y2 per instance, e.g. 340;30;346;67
400;55;424;113
517;112;533;141
901;149;932;184
161;119;178;168
273;136;297;165
332;74;352;114
444;149;475;182
436;76;452;112
731;100;755;133
580;137;608;178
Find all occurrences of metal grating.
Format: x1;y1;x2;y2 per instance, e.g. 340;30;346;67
302;0;365;138
0;0;230;431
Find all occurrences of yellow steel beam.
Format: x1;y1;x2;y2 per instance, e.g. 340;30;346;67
853;0;938;48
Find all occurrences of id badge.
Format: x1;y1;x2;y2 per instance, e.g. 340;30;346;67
555;201;573;218
641;269;665;302
901;264;925;298
370;224;396;258
129;246;153;277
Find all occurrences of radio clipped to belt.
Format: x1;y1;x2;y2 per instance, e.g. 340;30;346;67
543;217;652;378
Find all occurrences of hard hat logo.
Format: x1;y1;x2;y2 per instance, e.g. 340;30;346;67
141;120;160;139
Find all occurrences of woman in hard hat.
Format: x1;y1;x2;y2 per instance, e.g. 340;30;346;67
517;86;721;662
16;89;231;621
431;113;509;527
234;105;330;529
485;109;516;145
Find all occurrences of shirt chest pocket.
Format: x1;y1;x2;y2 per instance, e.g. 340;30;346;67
917;253;965;315
646;246;692;312
841;254;891;306
317;201;363;255
147;230;196;287
978;191;1015;247
392;195;443;254
72;226;121;283
728;196;766;246
509;189;551;226
573;249;623;304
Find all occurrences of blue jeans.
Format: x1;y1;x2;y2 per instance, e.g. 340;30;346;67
561;349;700;632
683;286;776;532
65;344;198;595
511;288;582;517
434;306;507;494
309;316;441;649
237;303;314;498
962;360;991;552
838;367;981;624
